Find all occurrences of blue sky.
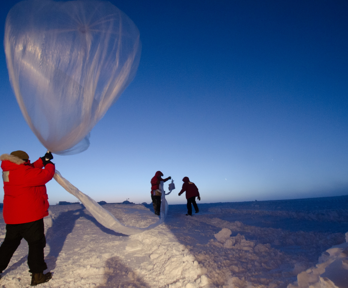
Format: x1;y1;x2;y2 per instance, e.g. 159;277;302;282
1;0;348;205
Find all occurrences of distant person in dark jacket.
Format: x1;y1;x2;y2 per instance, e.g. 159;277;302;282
178;177;201;216
150;171;171;215
0;150;55;286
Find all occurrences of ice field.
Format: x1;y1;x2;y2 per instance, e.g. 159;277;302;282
0;195;348;287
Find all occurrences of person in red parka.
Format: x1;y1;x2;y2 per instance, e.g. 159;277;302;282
0;150;55;286
178;177;201;216
150;171;171;215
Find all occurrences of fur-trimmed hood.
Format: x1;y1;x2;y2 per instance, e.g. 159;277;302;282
0;154;26;165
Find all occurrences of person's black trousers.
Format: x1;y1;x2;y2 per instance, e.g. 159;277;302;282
151;195;161;215
187;197;199;215
0;218;47;273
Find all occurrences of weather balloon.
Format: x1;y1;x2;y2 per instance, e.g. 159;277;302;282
5;0;141;154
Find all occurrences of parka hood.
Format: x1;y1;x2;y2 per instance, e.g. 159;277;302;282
0;154;26;166
155;171;163;177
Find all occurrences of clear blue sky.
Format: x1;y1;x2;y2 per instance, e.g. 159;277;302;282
1;0;348;205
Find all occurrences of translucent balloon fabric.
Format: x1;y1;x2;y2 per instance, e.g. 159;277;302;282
5;0;141;154
54;171;170;235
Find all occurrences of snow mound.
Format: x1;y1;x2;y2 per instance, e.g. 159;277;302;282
288;232;348;288
214;228;231;243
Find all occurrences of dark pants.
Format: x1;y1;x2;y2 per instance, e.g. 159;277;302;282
187;197;199;215
151;195;161;215
0;219;47;273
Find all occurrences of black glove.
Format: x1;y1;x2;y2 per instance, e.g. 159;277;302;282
41;157;54;167
43;151;53;161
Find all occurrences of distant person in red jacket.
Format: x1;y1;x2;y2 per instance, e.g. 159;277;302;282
178;177;201;216
150;171;171;215
0;150;55;286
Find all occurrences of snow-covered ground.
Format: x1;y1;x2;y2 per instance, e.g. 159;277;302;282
0;195;348;288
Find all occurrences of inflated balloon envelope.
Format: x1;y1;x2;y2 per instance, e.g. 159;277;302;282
4;0;170;235
5;0;141;155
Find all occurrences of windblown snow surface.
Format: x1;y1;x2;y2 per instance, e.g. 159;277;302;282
0;195;348;288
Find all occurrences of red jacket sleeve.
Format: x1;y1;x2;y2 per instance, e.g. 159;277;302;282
179;183;187;195
32;158;44;169
22;162;55;187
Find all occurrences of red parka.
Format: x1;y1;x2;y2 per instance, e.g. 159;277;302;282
150;171;171;195
151;171;163;192
1;154;55;224
179;177;200;199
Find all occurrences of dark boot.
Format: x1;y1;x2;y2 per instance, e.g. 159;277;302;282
31;272;52;286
